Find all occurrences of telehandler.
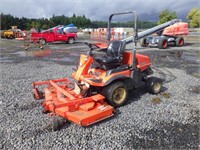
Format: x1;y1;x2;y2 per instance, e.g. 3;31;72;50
123;19;188;49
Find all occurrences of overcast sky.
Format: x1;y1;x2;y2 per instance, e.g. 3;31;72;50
0;0;199;21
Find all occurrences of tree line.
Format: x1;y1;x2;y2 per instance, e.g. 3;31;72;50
0;13;91;30
0;13;157;30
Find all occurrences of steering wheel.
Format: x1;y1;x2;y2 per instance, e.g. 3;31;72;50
84;42;100;56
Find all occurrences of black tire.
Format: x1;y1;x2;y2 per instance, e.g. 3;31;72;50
102;81;128;107
42;108;50;114
8;35;14;39
6;35;10;39
52;116;59;131
158;38;168;49
33;88;44;100
39;38;46;45
68;37;74;44
140;38;149;47
175;37;184;47
146;77;162;94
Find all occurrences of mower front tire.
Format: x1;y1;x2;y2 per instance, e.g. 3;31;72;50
103;81;128;107
146;77;162;94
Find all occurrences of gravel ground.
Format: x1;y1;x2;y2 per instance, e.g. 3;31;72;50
0;36;199;149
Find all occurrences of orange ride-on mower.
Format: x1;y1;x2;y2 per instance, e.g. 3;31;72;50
32;11;162;131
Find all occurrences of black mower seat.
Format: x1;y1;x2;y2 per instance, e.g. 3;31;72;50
95;40;126;70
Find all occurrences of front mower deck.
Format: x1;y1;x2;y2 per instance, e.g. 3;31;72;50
32;78;114;127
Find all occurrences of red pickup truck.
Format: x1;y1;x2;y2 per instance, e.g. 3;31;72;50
31;27;77;44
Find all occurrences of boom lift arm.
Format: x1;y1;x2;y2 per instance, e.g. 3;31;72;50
122;19;180;44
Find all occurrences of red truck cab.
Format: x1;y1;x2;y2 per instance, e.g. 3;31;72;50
31;27;77;44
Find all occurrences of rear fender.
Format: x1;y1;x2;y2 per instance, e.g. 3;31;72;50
105;69;146;90
104;75;130;87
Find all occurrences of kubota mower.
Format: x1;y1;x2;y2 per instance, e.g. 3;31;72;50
32;11;162;131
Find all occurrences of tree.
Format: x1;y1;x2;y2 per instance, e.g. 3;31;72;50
187;7;200;28
158;10;177;24
31;21;36;28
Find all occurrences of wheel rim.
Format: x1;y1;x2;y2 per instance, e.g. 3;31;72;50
144;39;148;46
163;40;167;48
113;87;126;104
153;82;161;93
145;40;148;46
179;39;183;46
40;39;45;45
69;38;74;44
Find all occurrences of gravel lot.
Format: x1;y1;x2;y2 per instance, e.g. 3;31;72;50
0;35;199;149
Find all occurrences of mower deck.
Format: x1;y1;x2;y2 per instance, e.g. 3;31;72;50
32;78;114;127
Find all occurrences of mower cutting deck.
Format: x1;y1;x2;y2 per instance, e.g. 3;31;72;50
32;78;113;130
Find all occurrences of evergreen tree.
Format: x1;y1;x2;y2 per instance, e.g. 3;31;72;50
187;7;200;27
158;10;177;25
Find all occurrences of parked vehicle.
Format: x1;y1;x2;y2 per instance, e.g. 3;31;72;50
31;27;77;44
139;21;188;49
122;19;188;49
1;26;24;39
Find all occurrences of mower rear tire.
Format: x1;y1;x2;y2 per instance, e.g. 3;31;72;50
103;81;128;107
158;38;168;49
175;37;184;47
140;38;149;47
146;77;162;94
